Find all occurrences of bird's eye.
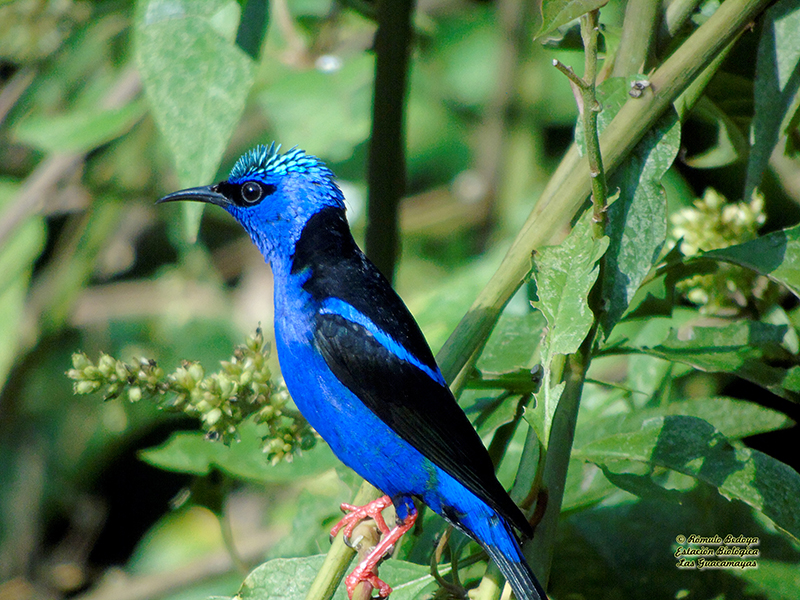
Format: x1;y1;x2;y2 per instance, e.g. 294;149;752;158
241;181;263;204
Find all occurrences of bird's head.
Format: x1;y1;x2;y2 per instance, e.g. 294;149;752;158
158;143;345;262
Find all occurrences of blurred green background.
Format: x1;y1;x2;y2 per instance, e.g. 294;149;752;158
2;1;800;599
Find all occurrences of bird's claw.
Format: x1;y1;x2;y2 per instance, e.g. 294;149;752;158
341;501;418;599
345;569;392;599
329;495;393;544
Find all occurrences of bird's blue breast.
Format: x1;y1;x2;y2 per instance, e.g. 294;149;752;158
271;268;437;497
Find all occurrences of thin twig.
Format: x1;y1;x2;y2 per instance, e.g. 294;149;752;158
472;0;529;247
0;66;36;126
579;10;608;238
526;8;608;588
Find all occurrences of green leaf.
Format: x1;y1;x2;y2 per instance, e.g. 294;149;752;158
574;396;793;450
574;76;679;338
14;100;146;154
532;210;609;357
237;556;339;600
619;319;800;402
476;311;546;373
746;0;800;197
576;415;800;540
531;209;609;442
139;421;340;483
232;555;437;600
601;107;680;338
736;559;800;599
535;0;608;40
561;460;618;512
700;223;800;299
135;0;254;237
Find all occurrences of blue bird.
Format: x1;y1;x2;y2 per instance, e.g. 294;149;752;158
159;144;546;600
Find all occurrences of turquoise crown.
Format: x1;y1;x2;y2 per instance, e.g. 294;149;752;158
228;143;334;183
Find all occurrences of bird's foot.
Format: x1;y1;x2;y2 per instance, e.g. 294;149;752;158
330;494;393;545
345;568;392;599
344;508;418;599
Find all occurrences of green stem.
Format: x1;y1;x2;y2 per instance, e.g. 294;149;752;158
303;482;383;600
663;0;703;38
527;338;591;585
579;10;608;239
219;510;248;573
522;8;608;587
612;0;659;77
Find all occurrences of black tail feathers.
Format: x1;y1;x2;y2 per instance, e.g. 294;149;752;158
483;544;548;600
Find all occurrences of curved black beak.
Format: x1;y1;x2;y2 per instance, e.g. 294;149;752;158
157;184;231;208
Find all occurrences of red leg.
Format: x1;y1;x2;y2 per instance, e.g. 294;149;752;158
344;507;418;599
330;495;393;544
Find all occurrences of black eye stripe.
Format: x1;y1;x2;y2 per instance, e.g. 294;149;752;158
214;180;277;207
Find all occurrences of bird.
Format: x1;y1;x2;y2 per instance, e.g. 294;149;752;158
158;143;547;600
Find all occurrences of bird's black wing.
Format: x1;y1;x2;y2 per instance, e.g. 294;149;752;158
292;208;531;536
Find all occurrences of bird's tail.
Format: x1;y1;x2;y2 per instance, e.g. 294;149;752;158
483;541;548;600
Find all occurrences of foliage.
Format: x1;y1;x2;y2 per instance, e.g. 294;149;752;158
2;0;800;600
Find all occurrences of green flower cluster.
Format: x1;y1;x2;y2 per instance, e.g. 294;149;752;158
670;188;772;312
67;329;316;462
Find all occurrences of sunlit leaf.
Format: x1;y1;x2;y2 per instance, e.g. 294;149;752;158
700;223;800;299
228;555;437;600
614;319;800;402
574;396;793;449
574;77;679;338
745;0;800;196
530;209;609;441
532;210;609;357
135;0;254;238
477;311;546;373
602;116;679;336
139;421;339;483
576;415;800;539
535;0;608;40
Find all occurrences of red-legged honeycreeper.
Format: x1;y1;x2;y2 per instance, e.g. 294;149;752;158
158;144;547;600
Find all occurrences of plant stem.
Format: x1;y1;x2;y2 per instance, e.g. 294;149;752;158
612;0;659;77
303;482;383;600
524;9;608;586
527;338;591;586
663;0;703;38
472;0;529;247
579;10;607;239
364;0;414;281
